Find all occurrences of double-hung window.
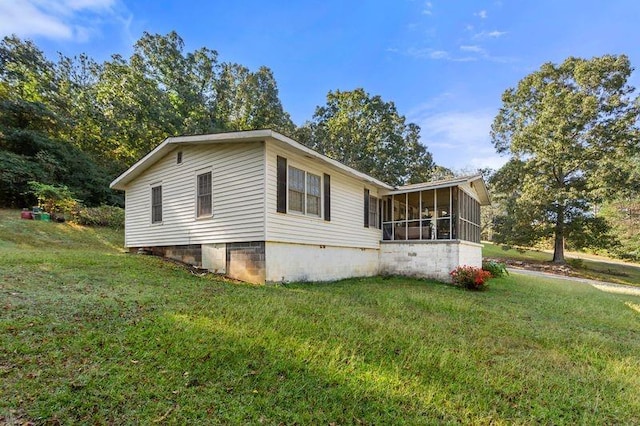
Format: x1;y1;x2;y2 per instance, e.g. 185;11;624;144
288;166;305;213
151;185;162;223
197;171;212;217
277;156;330;221
288;165;321;217
306;173;321;216
369;195;379;228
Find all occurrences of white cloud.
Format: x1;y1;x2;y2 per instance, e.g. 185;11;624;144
422;1;433;15
460;45;485;53
476;10;488;19
0;0;128;42
64;0;115;10
429;50;449;59
404;47;477;62
399;44;513;63
409;107;505;170
473;30;508;40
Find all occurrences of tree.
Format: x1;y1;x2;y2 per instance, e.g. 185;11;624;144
491;55;640;263
296;88;434;186
598;156;640;260
0;36;120;207
0;32;296;208
214;63;294;134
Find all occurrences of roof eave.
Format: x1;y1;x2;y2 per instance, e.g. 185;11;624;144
382;174;492;206
109;129;394;191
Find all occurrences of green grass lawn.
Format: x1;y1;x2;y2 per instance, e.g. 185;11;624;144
483;242;640;287
1;210;640;424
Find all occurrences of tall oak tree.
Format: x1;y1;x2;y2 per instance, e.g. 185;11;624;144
491;55;640;263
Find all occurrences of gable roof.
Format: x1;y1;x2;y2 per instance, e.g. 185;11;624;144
109;129;393;191
109;130;491;205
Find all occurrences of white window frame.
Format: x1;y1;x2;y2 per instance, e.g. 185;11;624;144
287;164;322;218
195;169;213;219
369;195;379;229
306;172;322;217
150;183;163;224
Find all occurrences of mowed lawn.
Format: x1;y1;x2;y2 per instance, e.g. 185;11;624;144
1;211;639;424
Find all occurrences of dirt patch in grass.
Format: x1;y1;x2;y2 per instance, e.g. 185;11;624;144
486;257;575;276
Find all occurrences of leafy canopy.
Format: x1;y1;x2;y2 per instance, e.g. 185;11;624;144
296;88;434;186
491;54;640;262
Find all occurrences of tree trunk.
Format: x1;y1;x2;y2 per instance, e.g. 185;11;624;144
552;206;566;264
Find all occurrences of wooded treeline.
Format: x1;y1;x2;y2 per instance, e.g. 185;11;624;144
2;32;639;261
0;32;297;208
0;31;434;209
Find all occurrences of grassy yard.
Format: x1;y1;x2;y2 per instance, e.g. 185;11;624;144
483;242;640;287
1;210;639;424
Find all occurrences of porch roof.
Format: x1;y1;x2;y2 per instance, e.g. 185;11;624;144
383;175;491;206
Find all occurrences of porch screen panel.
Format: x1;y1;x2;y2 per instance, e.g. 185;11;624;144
458;190;481;243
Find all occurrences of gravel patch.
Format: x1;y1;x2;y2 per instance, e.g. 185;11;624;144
508;267;640;297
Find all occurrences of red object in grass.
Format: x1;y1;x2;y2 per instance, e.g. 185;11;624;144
20;210;33;220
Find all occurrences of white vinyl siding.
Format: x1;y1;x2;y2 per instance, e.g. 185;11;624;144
123;142;265;247
265;142;382;249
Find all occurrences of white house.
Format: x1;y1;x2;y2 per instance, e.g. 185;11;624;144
110;130;490;284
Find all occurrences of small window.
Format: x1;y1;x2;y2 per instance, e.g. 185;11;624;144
288;166;305;213
287;165;324;217
176;151;183;164
306;173;321;216
197;172;212;217
151;185;162;223
369;195;379;229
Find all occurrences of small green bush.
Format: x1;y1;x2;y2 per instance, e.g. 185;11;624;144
450;266;492;290
73;205;125;229
567;258;585;269
482;260;509;278
27;180;79;217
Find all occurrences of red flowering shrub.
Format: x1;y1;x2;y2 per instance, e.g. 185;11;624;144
449;265;492;290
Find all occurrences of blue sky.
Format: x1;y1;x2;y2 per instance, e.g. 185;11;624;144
1;0;639;171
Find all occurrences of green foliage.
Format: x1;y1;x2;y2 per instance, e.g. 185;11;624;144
0;32;294;209
27;180;79;216
482;260;509;278
214;63;295;135
491;55;640;263
296;88;435;185
449;265;492;290
597;157;640;261
0;151;45;207
72;205;125;229
567;258;584;269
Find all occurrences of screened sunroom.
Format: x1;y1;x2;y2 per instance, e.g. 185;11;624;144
380;176;489;244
